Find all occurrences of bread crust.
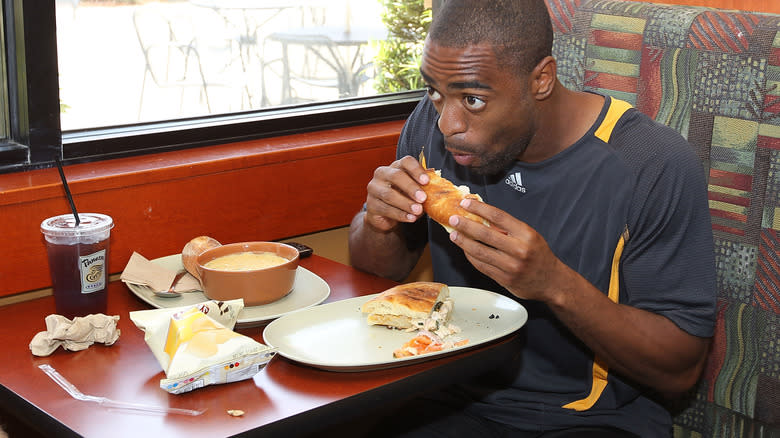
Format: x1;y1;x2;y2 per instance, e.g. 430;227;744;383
182;236;221;279
421;169;488;231
361;282;449;321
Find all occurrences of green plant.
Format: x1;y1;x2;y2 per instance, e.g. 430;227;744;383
60;88;69;113
373;0;432;93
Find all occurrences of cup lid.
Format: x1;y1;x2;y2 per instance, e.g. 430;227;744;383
40;213;114;237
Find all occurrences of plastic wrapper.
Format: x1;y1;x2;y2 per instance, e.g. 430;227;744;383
129;300;276;394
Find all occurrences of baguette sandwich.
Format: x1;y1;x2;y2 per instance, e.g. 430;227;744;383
421;168;490;232
361;282;454;333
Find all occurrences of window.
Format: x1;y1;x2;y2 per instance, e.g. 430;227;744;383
0;0;434;174
0;7;8;141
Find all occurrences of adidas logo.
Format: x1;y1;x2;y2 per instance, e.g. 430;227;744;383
505;171;527;193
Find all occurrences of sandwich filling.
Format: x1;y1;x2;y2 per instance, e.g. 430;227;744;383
393;330;468;358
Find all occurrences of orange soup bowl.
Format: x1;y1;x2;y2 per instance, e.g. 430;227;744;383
196;242;300;306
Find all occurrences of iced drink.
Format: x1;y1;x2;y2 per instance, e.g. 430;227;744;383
40;213;114;319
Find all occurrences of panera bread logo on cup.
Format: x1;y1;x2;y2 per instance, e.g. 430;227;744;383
79;249;106;294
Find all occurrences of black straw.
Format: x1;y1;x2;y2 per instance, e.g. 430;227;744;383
55;157;80;226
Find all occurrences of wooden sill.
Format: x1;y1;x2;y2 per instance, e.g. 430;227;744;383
0;121;403;296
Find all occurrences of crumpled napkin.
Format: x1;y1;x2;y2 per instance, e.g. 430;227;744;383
120;251;201;293
30;313;121;356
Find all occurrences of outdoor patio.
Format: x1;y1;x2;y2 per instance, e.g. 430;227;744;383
56;0;385;130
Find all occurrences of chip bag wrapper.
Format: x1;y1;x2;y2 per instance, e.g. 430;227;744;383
129;300;276;394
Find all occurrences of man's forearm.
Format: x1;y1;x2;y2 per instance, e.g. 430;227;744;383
546;265;709;396
348;212;422;282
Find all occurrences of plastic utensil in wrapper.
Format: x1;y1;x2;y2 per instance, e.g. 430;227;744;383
39;364;204;416
129;300;276;394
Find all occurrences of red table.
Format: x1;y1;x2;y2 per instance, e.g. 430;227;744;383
0;255;519;437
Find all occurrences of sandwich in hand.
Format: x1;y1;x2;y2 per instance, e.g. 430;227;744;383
361;282;454;334
421;168;490;232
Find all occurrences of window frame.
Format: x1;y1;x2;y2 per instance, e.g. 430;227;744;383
0;0;424;174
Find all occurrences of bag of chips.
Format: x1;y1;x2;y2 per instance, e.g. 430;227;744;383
130;300;276;394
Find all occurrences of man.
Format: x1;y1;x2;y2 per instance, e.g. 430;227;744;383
348;0;716;436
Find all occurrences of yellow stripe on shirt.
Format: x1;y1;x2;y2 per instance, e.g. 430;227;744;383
564;98;634;412
563;98;631;411
594;98;633;143
562;225;630;412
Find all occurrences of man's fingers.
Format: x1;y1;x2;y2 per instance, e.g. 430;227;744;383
366;194;419;224
449;224;514;282
362;155;433;231
394;155;429;202
366;171;423;223
460;198;513;235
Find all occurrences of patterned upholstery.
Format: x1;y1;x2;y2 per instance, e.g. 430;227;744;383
544;1;780;436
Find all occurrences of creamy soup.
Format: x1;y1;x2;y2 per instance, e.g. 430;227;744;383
204;251;289;271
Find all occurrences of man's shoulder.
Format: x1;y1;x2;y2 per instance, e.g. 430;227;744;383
612;108;688;149
405;95;439;129
399;96;439;158
610;107;700;170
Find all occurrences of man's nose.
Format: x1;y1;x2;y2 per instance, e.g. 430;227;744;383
437;103;466;137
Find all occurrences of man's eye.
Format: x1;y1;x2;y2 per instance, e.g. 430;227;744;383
465;96;486;110
426;87;442;101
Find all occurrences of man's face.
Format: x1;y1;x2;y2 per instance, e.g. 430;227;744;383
420;40;536;176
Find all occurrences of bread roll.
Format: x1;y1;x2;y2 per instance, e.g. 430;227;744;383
181;236;221;280
421;169;489;232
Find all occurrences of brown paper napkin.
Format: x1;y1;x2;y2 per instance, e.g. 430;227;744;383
120;251;200;293
30;314;121;356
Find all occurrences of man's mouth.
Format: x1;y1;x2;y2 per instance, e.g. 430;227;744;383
451;152;477;166
447;146;478;166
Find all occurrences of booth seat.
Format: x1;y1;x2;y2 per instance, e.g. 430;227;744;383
544;1;780;436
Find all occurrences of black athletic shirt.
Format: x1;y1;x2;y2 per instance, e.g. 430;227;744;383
396;94;716;436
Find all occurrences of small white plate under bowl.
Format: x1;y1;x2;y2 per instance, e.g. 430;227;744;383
125;254;330;328
263;287;527;371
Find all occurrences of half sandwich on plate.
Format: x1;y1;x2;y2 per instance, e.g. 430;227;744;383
360;281;456;336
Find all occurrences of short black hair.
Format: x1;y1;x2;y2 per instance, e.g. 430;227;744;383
428;0;553;74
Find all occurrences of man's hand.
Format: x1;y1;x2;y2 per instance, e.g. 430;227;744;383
446;198;710;396
446;197;568;303
363;155;430;232
349;155;430;281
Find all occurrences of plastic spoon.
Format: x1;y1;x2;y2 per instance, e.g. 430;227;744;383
153;270;187;298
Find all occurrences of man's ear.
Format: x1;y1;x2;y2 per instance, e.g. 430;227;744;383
530;56;556;101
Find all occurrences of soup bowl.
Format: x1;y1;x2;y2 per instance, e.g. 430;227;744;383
196;242;300;306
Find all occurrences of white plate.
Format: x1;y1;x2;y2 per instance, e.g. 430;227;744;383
263;287;527;371
124;254;330;328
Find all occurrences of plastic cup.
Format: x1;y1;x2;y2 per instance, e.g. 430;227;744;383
40;213;114;319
